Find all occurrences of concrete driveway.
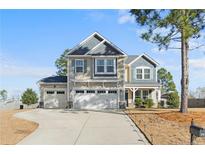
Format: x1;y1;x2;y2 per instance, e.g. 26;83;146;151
15;109;149;145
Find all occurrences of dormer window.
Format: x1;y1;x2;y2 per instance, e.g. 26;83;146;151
95;58;116;74
75;59;84;73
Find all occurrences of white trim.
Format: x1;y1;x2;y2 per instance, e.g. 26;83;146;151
91;32;127;56
67;32;98;55
155;67;158;82
128;53;159;66
95;58;116;75
70;79;120;82
125;86;159;89
72;87;120;90
75;59;84;73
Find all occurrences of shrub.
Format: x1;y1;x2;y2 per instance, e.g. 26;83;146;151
135;98;143;107
144;99;154;108
167;92;179;108
21;88;38;105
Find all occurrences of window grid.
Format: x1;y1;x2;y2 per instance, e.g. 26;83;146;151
136;68;151;80
75;59;84;73
95;59;116;74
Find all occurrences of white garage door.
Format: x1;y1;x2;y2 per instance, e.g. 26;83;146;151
73;90;118;109
44;89;67;108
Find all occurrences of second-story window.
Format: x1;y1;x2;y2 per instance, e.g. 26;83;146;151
106;59;114;73
95;59;116;74
144;68;151;79
97;60;105;73
75;59;84;73
136;68;143;79
136;67;151;80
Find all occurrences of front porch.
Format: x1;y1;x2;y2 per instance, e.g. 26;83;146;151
125;87;161;108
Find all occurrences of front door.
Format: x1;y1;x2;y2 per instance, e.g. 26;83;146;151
125;90;128;107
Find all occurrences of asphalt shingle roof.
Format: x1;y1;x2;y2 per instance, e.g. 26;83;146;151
125;55;139;64
39;76;67;83
68;32;126;56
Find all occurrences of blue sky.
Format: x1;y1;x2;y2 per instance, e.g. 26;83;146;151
0;9;205;98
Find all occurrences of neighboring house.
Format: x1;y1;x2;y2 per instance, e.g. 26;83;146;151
38;32;161;109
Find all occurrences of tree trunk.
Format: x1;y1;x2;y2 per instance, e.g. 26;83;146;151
180;28;189;113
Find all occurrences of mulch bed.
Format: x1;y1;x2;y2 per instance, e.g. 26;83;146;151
125;109;205;145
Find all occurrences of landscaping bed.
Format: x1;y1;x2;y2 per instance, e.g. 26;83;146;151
125;108;205;145
0;109;38;145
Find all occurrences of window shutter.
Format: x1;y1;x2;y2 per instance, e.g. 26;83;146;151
71;60;75;73
84;60;87;73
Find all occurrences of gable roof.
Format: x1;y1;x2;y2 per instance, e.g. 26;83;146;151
38;76;67;83
125;55;139;64
67;32;127;56
126;53;159;66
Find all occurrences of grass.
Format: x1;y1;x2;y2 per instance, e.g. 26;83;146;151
125;108;205;145
0;109;38;145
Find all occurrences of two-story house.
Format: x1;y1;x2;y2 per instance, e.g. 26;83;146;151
38;32;161;109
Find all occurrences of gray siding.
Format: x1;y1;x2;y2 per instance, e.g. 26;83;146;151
69;35;103;55
130;56;157;83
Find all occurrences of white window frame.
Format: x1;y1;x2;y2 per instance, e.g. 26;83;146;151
144;68;151;80
136;68;143;80
136;67;151;80
75;59;84;73
95;58;116;74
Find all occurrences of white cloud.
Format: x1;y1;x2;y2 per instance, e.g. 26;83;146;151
118;9;135;24
190;58;205;69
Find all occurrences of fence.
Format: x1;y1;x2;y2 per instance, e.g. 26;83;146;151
0;99;39;109
188;99;205;108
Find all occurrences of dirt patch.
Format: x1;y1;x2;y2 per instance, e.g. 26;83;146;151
0;109;38;145
125;108;205;145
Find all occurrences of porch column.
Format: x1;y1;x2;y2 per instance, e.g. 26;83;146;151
130;88;138;104
158;88;161;102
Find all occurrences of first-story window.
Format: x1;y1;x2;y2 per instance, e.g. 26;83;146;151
135;90;141;98
136;68;143;79
142;90;149;99
75;59;84;73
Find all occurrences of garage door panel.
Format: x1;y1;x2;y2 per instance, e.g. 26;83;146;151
73;92;118;109
44;89;67;108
